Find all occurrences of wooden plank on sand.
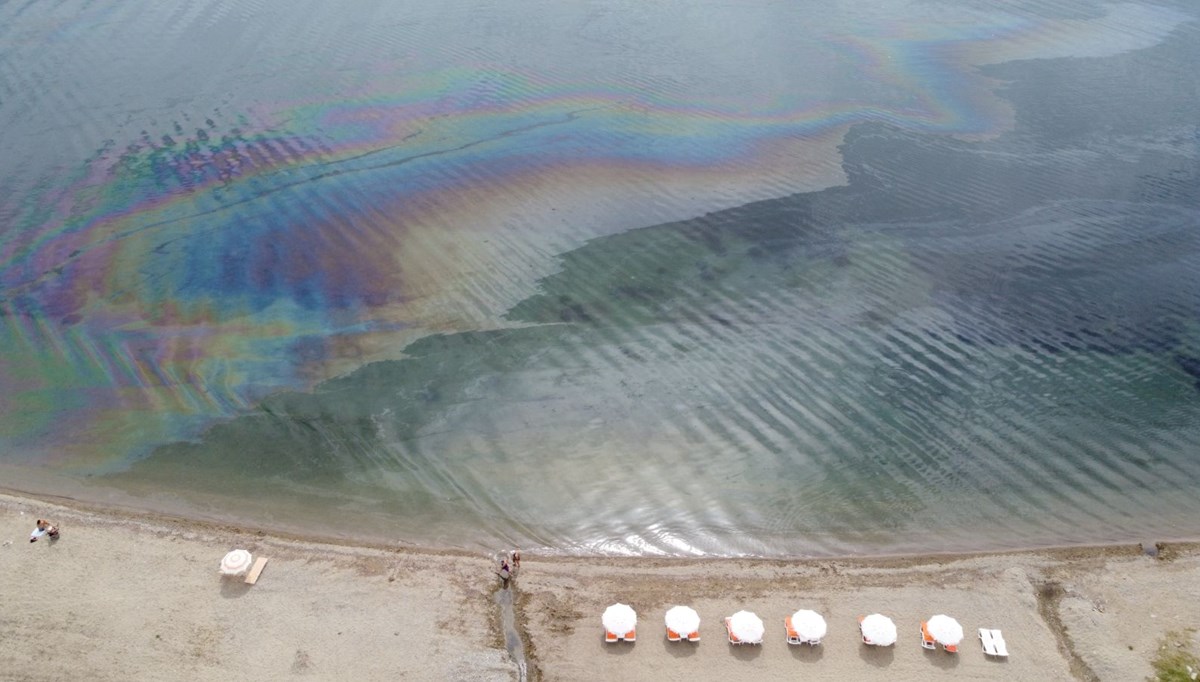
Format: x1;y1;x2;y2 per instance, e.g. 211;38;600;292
244;556;269;585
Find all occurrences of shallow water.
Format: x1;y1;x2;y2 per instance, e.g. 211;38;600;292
2;0;1199;556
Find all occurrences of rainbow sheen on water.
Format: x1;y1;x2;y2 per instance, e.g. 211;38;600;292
2;0;1199;555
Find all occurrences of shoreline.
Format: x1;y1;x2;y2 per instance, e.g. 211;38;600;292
4;490;1200;680
6;482;1197;563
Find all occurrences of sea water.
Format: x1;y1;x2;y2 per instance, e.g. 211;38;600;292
2;0;1199;556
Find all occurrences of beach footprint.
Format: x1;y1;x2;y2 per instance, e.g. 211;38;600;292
291;649;314;674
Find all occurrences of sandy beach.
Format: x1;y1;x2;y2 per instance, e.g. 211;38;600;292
2;492;1198;681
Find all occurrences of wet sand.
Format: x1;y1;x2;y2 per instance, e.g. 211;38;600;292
2;492;1198;681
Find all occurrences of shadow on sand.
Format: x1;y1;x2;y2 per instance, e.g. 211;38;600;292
790;643;826;662
924;647;961;670
727;643;763;661
859;644;895;667
600;638;636;656
663;638;700;659
219;579;252;598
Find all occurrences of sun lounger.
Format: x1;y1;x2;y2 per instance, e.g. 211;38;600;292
604;629;635;642
786;610;826;646
922;626;958;652
725;617;742;645
979;628;1009;657
666;627;698;642
921;621;937;650
859;613;898;647
664;605;700;643
603;604;637;643
244;556;269;585
785;616;802;645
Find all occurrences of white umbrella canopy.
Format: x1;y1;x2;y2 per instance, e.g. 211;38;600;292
790;609;828;641
728;610;765;643
860;613;898;646
219;549;253;576
926;614;964;646
603;603;637;634
664;606;700;635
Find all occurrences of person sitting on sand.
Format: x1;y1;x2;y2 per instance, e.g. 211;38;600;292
498;559;511;586
29;519;59;543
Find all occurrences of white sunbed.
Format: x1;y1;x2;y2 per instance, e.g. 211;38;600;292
979;628;1009;657
244;556;270;585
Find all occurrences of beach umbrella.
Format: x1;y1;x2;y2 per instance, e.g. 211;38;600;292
790;609;828;641
602;603;637;635
926;614;964;646
860;613;897;646
727;610;765;643
664;605;701;636
219;549;253;576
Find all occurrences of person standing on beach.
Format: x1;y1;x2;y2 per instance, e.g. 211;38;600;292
498;559;511;587
29;519;59;543
511;549;521;573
